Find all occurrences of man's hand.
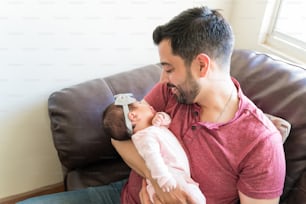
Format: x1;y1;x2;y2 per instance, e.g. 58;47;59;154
140;179;153;204
140;179;196;204
153;186;196;204
160;177;177;193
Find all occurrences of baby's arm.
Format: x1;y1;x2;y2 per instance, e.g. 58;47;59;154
152;112;171;127
132;131;176;192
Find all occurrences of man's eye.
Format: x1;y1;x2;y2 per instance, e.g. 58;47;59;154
165;69;173;73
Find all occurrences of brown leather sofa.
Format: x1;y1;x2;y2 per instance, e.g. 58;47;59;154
48;49;306;203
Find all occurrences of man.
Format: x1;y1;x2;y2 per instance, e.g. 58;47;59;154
112;6;285;204
18;6;285;204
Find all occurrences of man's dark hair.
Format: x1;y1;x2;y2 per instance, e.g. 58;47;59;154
102;103;131;141
153;6;234;67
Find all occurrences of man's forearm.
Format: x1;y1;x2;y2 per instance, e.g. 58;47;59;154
111;139;150;178
111;139;173;202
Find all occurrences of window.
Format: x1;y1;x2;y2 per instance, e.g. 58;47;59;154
262;0;306;63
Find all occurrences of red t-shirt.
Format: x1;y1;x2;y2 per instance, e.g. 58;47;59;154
121;79;285;204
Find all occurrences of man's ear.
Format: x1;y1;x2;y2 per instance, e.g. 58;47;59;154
196;53;210;77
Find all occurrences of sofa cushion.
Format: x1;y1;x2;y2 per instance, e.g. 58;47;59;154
265;114;291;143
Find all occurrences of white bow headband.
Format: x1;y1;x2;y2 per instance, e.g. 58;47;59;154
114;93;136;134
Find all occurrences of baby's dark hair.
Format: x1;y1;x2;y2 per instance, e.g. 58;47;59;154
102;103;131;141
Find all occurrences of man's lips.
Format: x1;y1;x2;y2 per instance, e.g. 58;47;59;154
167;83;177;94
166;83;176;88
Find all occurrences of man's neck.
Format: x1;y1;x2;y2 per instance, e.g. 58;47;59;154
197;79;239;123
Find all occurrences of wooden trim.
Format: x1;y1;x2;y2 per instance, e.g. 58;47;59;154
0;182;65;204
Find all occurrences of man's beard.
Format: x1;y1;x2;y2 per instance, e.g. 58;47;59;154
167;77;200;104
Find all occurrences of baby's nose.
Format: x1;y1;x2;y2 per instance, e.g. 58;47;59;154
128;111;135;120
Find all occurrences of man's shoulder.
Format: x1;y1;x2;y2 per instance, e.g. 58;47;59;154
237;103;282;144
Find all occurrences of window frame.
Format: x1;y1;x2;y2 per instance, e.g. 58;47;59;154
261;0;306;64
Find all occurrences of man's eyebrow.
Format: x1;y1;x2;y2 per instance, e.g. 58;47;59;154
159;62;172;67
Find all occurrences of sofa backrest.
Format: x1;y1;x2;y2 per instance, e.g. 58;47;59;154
231;49;306;203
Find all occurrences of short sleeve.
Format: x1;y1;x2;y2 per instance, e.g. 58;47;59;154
237;132;286;199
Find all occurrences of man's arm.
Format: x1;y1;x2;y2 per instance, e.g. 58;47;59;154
239;191;280;204
112;137;176;190
111;139;149;177
132;132;177;192
111;139;194;204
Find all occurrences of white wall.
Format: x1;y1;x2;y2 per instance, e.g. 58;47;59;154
230;0;275;52
0;0;233;199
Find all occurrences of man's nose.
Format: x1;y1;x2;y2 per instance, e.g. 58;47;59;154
159;70;170;83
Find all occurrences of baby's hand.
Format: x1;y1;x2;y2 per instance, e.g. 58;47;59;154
152;112;171;127
152;113;164;127
160;177;177;192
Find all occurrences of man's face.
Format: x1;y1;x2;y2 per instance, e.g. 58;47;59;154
158;40;200;104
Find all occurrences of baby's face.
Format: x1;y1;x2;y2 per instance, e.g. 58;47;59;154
128;101;156;132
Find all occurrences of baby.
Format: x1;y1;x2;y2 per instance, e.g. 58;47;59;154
103;93;205;203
